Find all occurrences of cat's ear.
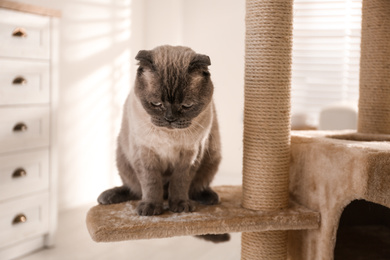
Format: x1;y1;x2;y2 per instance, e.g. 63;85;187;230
188;54;211;73
135;50;154;69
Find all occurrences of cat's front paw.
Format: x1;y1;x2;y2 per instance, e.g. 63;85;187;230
137;201;163;216
169;199;196;213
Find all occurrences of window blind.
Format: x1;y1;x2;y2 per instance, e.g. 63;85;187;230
291;0;362;126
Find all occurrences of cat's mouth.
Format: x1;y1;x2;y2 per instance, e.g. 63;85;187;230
151;118;191;129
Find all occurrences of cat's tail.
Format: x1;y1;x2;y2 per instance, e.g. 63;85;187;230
195;233;231;243
97;185;140;205
190;188;230;243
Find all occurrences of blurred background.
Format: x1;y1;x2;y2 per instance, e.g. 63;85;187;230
2;0;362;259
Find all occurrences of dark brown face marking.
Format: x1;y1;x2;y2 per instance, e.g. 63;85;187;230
134;45;213;129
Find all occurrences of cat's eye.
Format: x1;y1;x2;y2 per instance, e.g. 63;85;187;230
151;102;162;107
182;104;193;109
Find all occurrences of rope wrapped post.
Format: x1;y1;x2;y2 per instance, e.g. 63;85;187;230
242;0;293;259
358;0;390;134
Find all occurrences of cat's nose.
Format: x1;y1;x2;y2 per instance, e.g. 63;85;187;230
164;116;177;123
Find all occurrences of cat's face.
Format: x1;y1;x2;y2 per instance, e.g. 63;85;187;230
134;46;213;129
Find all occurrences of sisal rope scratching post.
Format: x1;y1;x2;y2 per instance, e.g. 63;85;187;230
242;0;293;259
358;0;390;134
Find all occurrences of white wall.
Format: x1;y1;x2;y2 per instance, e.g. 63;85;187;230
13;0;245;210
143;0;183;48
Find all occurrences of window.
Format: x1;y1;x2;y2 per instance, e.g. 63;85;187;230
292;0;362;126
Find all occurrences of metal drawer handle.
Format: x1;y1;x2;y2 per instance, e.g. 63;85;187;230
13;122;28;132
12;168;27;178
12;27;27;37
12;76;27;85
12;214;27;225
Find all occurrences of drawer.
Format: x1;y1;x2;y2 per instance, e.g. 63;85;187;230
0;59;50;105
0;9;50;59
0;149;49;202
0;107;50;153
0;193;49;248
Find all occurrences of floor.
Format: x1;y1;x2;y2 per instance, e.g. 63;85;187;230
17;204;241;260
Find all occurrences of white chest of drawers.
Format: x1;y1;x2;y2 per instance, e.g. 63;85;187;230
0;2;60;259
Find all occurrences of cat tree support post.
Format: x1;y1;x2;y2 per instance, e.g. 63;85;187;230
242;0;293;259
358;0;390;134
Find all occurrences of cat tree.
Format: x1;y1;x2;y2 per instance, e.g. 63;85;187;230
86;0;390;259
288;0;390;259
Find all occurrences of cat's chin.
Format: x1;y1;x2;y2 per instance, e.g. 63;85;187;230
162;123;191;130
151;119;191;130
170;123;191;129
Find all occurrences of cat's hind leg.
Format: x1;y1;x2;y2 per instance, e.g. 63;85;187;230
190;187;219;205
191;189;230;243
97;185;140;205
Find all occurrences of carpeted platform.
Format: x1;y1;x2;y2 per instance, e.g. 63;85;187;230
86;186;320;242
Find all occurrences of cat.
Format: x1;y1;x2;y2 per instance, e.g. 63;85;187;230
98;45;223;219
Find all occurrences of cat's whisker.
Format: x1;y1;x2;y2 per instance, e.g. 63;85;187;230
193;120;205;130
180;130;185;145
134;121;153;133
181;128;189;144
144;128;153;142
184;127;197;145
194;120;218;147
134;122;152;139
129;123;151;138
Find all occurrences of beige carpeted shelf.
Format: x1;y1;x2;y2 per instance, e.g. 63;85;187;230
86;186;320;242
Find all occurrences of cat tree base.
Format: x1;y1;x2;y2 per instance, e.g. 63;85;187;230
86;186;319;242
